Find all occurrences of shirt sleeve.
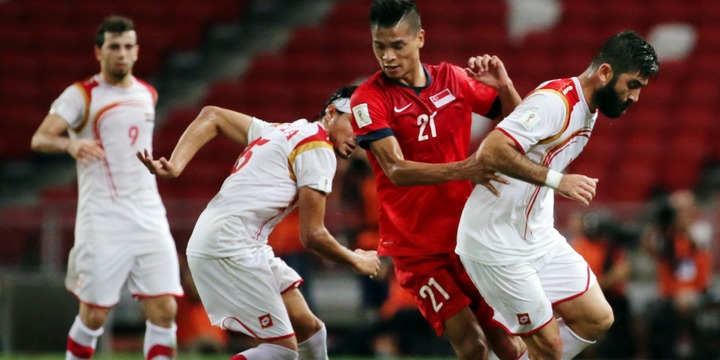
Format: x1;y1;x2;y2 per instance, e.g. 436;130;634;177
49;84;85;127
292;147;337;195
496;90;568;153
351;85;395;149
351;85;389;134
247;117;272;144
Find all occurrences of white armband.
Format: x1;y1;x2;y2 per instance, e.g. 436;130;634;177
544;169;563;189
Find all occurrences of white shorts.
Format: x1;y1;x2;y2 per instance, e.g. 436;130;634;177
460;241;597;335
65;236;183;307
187;245;303;340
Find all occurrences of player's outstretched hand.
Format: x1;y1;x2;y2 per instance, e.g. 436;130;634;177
556;174;598;206
352;249;381;278
465;54;511;90
136;149;181;179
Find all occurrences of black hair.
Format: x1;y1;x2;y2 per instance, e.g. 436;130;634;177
315;85;358;120
369;0;421;34
591;30;659;78
95;15;135;47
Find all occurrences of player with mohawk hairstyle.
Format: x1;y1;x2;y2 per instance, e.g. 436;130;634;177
350;0;526;358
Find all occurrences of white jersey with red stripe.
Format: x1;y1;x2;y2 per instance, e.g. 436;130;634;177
456;77;598;265
49;74;171;243
186;118;336;259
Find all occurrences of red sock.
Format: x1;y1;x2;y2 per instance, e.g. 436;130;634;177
146;344;174;359
67;337;95;359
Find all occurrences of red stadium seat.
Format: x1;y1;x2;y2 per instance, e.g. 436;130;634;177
580;132;620;165
598;0;649;32
324;1;368;28
204;81;248;109
623;133;665;163
680;78;720;108
571;157;610;182
245;55;294;88
606;158;660;202
676;107;714;133
160;106;202;134
563;1;604;21
23;0;77;23
652;0;695;23
0;23;35;52
0;205;42;267
75;1;121;21
0;76;42;108
320;24;371;55
0;1;24;23
620;107;670;139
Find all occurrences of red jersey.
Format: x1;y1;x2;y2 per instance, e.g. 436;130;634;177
351;62;499;256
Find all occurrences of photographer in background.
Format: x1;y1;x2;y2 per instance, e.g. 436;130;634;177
640;190;713;359
570;212;634;359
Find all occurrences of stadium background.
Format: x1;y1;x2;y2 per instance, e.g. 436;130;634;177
0;0;719;358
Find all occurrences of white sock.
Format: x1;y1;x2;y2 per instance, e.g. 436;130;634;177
557;318;595;359
298;325;328;360
66;316;104;360
488;350;500;360
143;321;177;360
235;343;298;360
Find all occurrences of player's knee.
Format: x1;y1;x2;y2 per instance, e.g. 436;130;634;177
80;305;110;329
293;315;323;343
492;336;526;360
589;305;614;338
528;333;563;360
143;296;177;327
451;336;488;360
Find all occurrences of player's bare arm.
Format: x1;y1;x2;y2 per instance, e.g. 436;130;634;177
297;186;380;277
476;129;598;206
368;135;504;187
31;113;105;164
137;105;256;179
465;54;522;117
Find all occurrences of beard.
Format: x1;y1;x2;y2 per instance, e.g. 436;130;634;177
593;78;632;118
110;68;130;81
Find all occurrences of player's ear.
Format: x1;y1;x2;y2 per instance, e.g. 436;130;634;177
324;104;337;121
598;63;614;85
417;29;425;49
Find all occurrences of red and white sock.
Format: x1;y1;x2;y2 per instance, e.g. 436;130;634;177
66;316;103;360
143;321;177;360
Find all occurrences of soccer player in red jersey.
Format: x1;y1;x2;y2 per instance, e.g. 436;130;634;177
350;1;525;359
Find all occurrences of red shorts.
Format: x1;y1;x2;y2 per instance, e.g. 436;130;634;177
392;252;496;335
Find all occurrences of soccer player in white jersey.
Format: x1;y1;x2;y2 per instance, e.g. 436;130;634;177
30;16;182;360
137;85;380;360
456;30;659;359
